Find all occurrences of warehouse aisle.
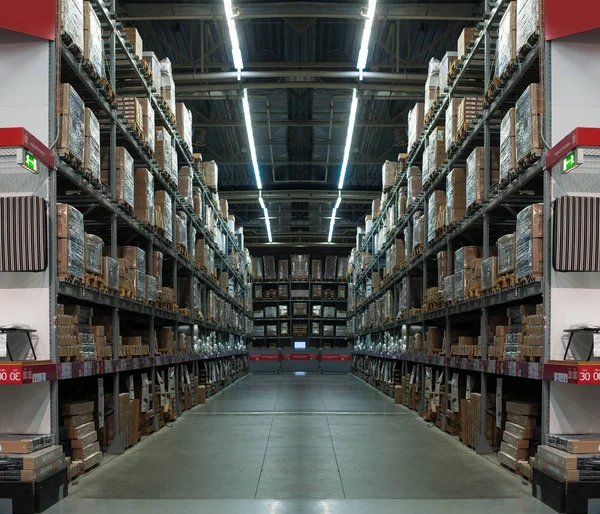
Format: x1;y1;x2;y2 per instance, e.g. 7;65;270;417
48;374;554;513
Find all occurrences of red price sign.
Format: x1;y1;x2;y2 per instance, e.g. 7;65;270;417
320;354;351;361
249;354;280;361
0;364;24;384
288;354;312;360
577;366;600;384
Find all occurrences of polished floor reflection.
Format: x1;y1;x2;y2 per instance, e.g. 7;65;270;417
47;373;554;513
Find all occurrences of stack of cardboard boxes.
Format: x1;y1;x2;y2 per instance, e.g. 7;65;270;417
100;147;135;210
0;435;64;482
454;246;480;302
122;27;143;59
536;435;600;482
57;204;85;280
457;96;484;136
457;27;479;58
116;96;143;135
516;203;543;281
446;168;466;225
62;401;102;474
58;83;85;164
83;108;101;181
500;108;518;182
466;147;500;209
134;168;154;225
407;103;425;151
498;400;539;471
516;83;543;164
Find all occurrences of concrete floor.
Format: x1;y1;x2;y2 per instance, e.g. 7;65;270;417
47;373;555;513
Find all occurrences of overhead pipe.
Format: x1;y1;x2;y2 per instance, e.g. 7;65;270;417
172;70;427;82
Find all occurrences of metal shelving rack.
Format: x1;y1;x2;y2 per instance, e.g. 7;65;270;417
252;277;348;348
349;0;546;450
51;0;250;447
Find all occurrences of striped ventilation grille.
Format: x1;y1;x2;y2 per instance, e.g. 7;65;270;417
0;196;48;272
553;196;600;272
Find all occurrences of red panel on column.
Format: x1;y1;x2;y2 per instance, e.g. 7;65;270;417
1;1;56;41
546;0;600;40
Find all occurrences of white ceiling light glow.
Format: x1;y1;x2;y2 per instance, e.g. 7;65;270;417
264;208;273;243
223;0;244;80
337;89;359;190
356;0;378;80
327;208;337;243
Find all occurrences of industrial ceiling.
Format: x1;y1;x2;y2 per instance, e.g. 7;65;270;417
117;0;484;248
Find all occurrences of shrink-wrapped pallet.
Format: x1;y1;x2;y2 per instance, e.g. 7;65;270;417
100;147;135;209
176;103;193;151
59;84;85;163
382;160;397;192
466;147;500;208
496;2;517;78
176;214;187;250
500;108;517;180
83;1;104;77
428;191;446;242
142;51;161;95
57;204;85;279
153;191;173;242
424;58;441;113
423;127;445;185
155;127;174;181
457;27;478;58
291;255;310;280
263;256;276;281
61;0;84;52
219;198;229;219
122;27;143;59
398;187;408;217
83;108;100;181
454;246;479;301
446;168;466;225
516;204;543;279
278;259;289;280
84;233;103;275
445;98;461;154
439;51;458;93
120;246;146;300
117;96;143;134
178;166;193;205
412;213;424;251
159;57;176;113
153;251;163;290
497;233;516;275
457;96;484;135
444;275;455;303
481;256;498;291
311;259;322;280
407;167;422;206
324;256;337;281
437;251;448;290
145;275;157;303
504;333;522;361
203;161;218;192
193;187;203;218
140;97;155;154
516;84;542;163
407;103;425;151
102;256;119;291
134;168;154;224
516;0;539;52
337;257;349;280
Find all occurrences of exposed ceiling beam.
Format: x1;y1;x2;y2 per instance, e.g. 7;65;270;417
172;70;427;82
176;82;424;93
119;2;481;21
194;120;407;128
211;160;389;166
221;189;380;203
172;61;430;71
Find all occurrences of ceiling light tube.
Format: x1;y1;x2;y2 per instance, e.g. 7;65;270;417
335;190;342;209
328;208;337;243
242;89;263;189
259;191;265;209
263;207;273;243
337;89;359;190
223;0;244;80
356;0;378;80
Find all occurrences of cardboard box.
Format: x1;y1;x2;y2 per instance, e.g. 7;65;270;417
20;456;65;482
1;446;63;470
501;440;529;460
122;27;143;59
507;412;537;427
61;401;95;417
547;434;600;454
198;385;206;404
66;421;96;440
72;441;100;461
0;435;53;454
63;412;94;427
457;27;479;57
394;385;403;404
70;430;98;449
503;430;530;449
505;421;534;440
535;456;580;482
83;451;103;471
506;400;540;416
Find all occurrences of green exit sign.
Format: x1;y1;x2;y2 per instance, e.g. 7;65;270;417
563;151;577;172
23;151;38;173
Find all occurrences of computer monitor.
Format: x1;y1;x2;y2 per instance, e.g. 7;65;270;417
294;341;306;350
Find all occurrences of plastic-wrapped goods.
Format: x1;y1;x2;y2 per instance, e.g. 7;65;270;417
100;147;135;209
312;304;322;318
457;96;483;135
155;127;173;179
252;256;263;280
445;98;461;154
407;167;422;206
500;108;517;180
79;333;96;361
454;246;479;301
176;215;188;250
424;127;445;185
170;144;178;187
446;168;466;225
193;187;203;219
280;322;289;337
160;57;176;113
312;322;321;336
178;167;193;205
407;103;425;151
516;0;539;52
516;83;542;162
503;333;522;360
457;27;478;58
496;2;517;78
254;324;265;337
481;257;498;291
102;256;119;290
83;108;100;181
310;259;322;280
291;255;310;280
276;259;288;281
365;215;373;235
145;275;157;303
84;233;103;275
61;0;84;52
205;205;214;235
263;255;277;280
382;161;397;192
336;325;347;338
439;51;458;94
265;306;277;319
497;233;516;275
134;168;154;224
466;147;500;208
312;284;322;299
323;325;334;337
219;198;229;220
203;161;218;192
324;256;337;281
57;204;85;279
83;1;104;77
142;51;161;94
412;213;424;251
293;302;308;317
372;198;381;220
398;187;408;217
324;306;336;319
424;58;441;113
59;84;85;163
176;103;193;151
120;246;146;300
337;257;349;280
437;251;448;290
153;191;173;242
151;251;163;291
138;97;155;154
444;275;455;302
117;96;143;135
516;203;543;279
428;191;446;242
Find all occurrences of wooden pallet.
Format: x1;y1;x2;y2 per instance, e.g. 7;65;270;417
466;287;481;299
517;151;542;171
410;244;424;260
179;308;191;316
119;286;135;299
517;274;542;285
496;273;515;290
85;273;105;289
58;274;84;286
118;201;134;214
177;245;190;261
58;150;83;171
422;302;441;313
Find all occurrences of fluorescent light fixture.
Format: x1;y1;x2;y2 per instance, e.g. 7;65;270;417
337;89;359;190
327;207;337;243
242;89;263;189
356;0;378;80
223;0;244;80
258;191;265;209
263;207;273;243
335;190;342;209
